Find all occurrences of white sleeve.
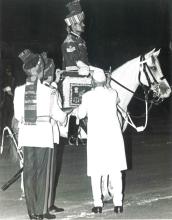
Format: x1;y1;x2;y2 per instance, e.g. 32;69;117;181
51;93;67;125
13;87;23;122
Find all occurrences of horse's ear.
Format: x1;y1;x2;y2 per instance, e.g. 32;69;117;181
154;49;161;57
145;48;156;59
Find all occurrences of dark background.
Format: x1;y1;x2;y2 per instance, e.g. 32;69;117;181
0;0;171;114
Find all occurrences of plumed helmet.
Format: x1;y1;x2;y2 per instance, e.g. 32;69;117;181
65;0;85;26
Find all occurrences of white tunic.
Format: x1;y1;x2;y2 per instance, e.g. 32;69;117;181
14;80;66;148
77;87;127;176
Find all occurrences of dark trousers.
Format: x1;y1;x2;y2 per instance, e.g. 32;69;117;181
49;139;65;207
23;147;53;216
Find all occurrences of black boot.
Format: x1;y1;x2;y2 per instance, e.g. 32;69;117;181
29;214;43;220
91;206;102;213
42;213;56;219
114;206;123;213
49;205;64;214
68;116;79;145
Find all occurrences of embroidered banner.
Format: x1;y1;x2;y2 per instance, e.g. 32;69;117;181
62;76;91;107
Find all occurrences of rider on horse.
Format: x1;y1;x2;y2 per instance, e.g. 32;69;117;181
61;0;90;144
61;0;89;75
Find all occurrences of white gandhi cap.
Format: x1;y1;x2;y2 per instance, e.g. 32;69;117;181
89;66;106;83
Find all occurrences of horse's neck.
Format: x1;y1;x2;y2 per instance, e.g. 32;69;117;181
111;56;140;110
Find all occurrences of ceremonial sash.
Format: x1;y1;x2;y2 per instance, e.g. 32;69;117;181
24;78;38;125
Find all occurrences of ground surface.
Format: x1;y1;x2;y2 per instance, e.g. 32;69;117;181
0;115;172;220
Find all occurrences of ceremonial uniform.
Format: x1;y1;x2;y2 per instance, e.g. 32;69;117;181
14;80;66;217
15;49;67;219
61;32;89;71
61;0;89;144
41;56;65;214
42;82;64;212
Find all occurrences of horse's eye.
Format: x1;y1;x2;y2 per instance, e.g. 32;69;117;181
150;66;157;71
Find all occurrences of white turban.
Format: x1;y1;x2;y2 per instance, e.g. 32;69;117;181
89;66;106;83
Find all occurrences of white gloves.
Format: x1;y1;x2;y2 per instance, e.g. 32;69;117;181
76;61;90;76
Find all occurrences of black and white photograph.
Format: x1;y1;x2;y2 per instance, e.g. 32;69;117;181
0;0;172;219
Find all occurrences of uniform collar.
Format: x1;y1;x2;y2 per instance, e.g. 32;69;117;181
70;31;80;39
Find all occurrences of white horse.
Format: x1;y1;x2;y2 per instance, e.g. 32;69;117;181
110;48;171;130
101;48;171;200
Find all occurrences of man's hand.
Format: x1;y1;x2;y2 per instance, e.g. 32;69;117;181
62;107;75;115
55;69;65;83
3;86;13;96
71;107;79;117
77;61;90;76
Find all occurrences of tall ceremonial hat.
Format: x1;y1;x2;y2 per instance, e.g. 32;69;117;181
89;66;106;83
18;49;40;72
65;0;85;26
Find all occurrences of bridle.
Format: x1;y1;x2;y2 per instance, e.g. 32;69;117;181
138;55;163;105
110;54;164;105
110;53;165;132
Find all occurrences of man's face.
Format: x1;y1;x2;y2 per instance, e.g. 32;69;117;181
46;76;53;83
72;21;85;34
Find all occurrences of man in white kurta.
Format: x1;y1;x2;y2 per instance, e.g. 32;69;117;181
76;66;127;214
14;49;67;220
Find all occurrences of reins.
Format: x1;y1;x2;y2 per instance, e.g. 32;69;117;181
110;76;151;103
112;55;156;132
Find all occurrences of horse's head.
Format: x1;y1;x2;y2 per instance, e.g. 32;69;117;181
139;48;171;104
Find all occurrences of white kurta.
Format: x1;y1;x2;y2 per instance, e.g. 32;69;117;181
14;80;66;148
77;87;127;176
